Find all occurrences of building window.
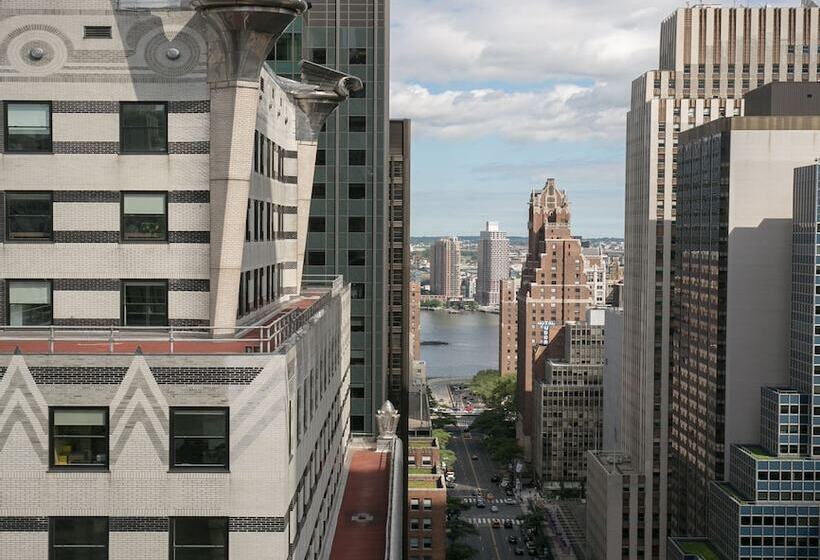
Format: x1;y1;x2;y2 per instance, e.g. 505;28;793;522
349;217;366;232
6;191;53;240
410;518;420;531
348;150;366;166
307;251;326;266
50;517;108;560
351;316;365;332
312;183;326;199
311;48;327;64
121;281;167;326
349;183;366;199
170;408;229;470
170;518;228;560
349;116;366;132
5;101;52;153
121;192;167;241
422;498;432;510
349;48;367;64
308;217;326;232
409;537;419;549
351;387;365;399
348;250;366;266
351;283;365;299
50;408;108;469
8;280;52;326
316;149;326;166
410;498;420;511
120;102;168;153
350;415;365;432
423;518;432;531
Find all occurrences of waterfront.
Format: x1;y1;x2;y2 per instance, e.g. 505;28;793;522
419;309;499;378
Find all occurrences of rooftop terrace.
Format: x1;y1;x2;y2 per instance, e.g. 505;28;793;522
0;276;342;356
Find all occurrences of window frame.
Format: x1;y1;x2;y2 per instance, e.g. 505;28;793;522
119;101;169;155
4;100;53;154
169;406;230;472
5;190;53;242
7;278;53;327
48;406;109;471
120;279;168;327
49;516;109;560
169;517;229;560
120;191;168;243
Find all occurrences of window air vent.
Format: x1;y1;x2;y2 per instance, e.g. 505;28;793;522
84;26;112;39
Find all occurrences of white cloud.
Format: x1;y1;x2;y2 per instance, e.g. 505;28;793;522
391;80;625;141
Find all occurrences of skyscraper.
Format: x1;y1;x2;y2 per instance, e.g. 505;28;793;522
499;279;518;376
589;5;820;558
430;237;461;298
269;0;389;434
477;221;510;307
516;180;592;457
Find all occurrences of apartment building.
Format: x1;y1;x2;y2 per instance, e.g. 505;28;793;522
430;237;461;298
0;1;357;559
499;279;518;376
409;281;421;361
477;221;510;307
407;437;447;560
269;0;390;436
515;180;592;456
589;5;820;558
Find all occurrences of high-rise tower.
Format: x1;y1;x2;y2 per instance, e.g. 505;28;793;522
269;0;389;435
477;221;510;307
430;237;461;298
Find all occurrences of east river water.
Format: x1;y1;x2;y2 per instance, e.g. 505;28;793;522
419;309;500;379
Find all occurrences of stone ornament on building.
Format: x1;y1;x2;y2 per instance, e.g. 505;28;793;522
376;400;400;439
143;28;203;77
2;24;72;75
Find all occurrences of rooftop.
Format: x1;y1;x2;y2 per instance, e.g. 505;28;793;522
671;538;723;560
0;277;341;356
330;446;391;560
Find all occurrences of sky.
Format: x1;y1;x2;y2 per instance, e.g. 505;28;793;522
390;0;791;238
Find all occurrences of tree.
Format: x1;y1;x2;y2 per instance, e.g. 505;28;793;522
422;299;443;309
440;447;457;468
432;411;457;429
446;496;469;518
446;518;478;542
446;542;478;560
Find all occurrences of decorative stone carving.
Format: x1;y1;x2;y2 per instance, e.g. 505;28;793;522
2;25;72;75
144;29;202;77
376;400;400;439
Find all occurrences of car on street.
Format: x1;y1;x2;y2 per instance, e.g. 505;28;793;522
486;493;495;500
471;454;478;460
491;474;501;483
505;489;515;496
461;498;471;506
507;535;518;544
491;505;499;513
504;497;517;505
476;500;486;508
446;482;455;489
472;489;481;496
491;520;501;529
514;548;525;556
504;519;514;529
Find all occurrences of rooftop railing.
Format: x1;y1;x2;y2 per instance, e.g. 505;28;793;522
0;275;344;355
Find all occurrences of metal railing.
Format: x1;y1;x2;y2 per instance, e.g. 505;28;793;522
0;276;343;355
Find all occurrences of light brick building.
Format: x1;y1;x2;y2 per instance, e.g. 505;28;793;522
430;237;461;298
476;221;510;307
0;1;359;559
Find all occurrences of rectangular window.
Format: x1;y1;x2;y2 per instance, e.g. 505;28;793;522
121;280;167;326
349;217;366;232
349;183;366;199
312;183;326;199
170;408;229;469
50;408;108;469
349;48;367;64
351;283;365;299
307;251;326;266
120;102;168;153
50;517;108;560
316;149;326;166
422;498;432;510
5;101;52;152
348;250;366;266
121;192;167;241
348;150;366;166
312;48;327;64
6;191;52;240
8;280;52;326
350;415;365;432
351;387;365;399
351;316;365;332
170;518;228;560
308;217;326;232
349;116;366;132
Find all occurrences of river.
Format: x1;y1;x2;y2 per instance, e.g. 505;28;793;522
419;309;499;379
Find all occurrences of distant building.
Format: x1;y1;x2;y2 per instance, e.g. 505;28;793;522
430;237;461;298
533;311;605;486
499;279;518;376
516;180;592;457
407;437;447;560
603;308;623;451
461;274;476;300
583;246;608;307
477;221;510;306
409;281;421;360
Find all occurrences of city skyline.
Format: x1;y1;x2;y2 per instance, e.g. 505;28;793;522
396;0;799;238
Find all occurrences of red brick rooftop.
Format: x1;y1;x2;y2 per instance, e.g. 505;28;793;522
330;447;391;560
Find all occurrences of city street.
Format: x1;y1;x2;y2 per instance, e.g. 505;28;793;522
448;416;527;560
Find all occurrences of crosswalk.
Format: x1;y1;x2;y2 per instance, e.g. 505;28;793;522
459;496;511;505
464;517;523;526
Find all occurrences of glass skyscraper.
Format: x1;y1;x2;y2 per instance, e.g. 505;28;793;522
269;0;388;434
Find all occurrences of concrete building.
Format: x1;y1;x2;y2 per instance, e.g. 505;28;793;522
477;221;510;307
583;246;608;307
603;308;623;452
668;161;820;560
0;1;358;559
671;83;820;538
533;312;605;487
407;437;447;560
589;5;820;558
516;180;592;456
409;281;421;361
386;119;411;420
430;237;461;298
498;279;518;376
269;0;390;436
461;274;476;300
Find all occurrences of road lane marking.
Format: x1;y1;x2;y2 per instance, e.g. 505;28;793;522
460;431;501;560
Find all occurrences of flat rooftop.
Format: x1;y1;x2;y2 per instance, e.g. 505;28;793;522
330;447;391;560
0;280;340;356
